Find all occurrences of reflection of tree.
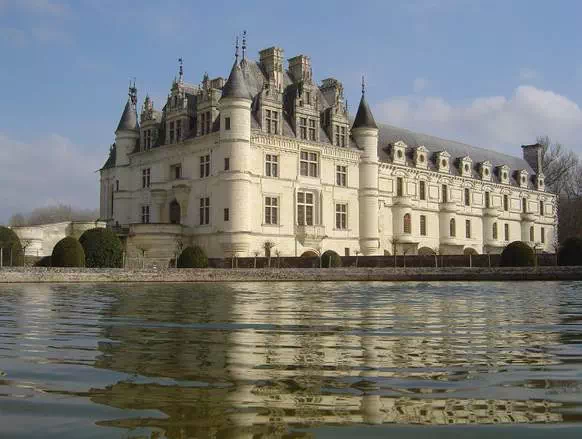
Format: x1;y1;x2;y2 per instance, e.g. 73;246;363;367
86;283;569;438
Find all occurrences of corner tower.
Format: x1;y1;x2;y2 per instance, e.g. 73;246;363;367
115;82;140;167
353;79;380;255
218;51;253;257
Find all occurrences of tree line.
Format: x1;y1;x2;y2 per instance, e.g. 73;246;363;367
8;204;100;227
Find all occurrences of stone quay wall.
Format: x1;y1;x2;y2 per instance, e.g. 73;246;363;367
0;266;581;283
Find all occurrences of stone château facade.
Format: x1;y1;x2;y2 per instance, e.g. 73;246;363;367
100;42;556;260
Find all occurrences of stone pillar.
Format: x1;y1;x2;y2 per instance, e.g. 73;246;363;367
173;184;191;224
150;189;167;223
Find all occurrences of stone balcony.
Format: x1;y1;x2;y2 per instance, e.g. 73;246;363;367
439;202;459;213
295;224;326;247
392;196;413;208
521;212;537;223
393;233;419;244
483;207;501;217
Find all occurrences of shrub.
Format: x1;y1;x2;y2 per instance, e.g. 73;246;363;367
558;237;582;266
35;256;52;267
177;246;208;268
500;241;535;267
79;228;123;268
0;226;24;266
51;237;85;267
321;250;342;268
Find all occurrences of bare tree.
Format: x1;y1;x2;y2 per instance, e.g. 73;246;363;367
8;213;26;227
9;204;100;226
263;241;276;267
537;136;578;195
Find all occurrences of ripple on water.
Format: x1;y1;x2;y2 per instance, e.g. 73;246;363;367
0;281;581;438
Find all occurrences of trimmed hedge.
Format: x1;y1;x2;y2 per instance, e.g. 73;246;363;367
35;256;52;267
79;228;123;268
177;246;208;268
0;226;24;266
51;237;85;267
558;237;582;266
500;241;535;267
321;250;342;268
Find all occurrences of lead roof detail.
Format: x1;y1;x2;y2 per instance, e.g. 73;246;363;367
352;94;378;130
116;99;139;133
221;60;252;100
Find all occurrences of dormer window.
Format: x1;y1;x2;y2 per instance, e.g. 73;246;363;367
334;125;346;146
266;109;279;135
437;151;451;173
414;146;428;169
480;161;492;181
460;156;472;178
392;141;407;165
306;91;311;105
310;120;317;141
169;121;175;144
176;119;182;142
299;117;307;140
497;165;510;184
518;170;528;189
537;174;545;191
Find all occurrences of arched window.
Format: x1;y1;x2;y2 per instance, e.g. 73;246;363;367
530;225;534;242
403;213;411;234
450;218;456;237
493;222;498;240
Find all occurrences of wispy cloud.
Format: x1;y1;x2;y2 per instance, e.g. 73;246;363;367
0;133;102;223
376;85;582;154
519;67;541;83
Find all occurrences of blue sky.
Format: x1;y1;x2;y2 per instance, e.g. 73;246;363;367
1;0;582;223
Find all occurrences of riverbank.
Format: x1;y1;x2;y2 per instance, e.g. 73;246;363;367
0;266;581;283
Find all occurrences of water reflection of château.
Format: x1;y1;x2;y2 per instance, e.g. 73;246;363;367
88;283;567;438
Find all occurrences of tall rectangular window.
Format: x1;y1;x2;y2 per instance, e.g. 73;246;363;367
335;203;347;230
465;219;471;238
205;111;211;134
200;113;205;135
199;197;210;225
464;188;471;206
144;129;151;150
485;191;490;208
169;122;175;143
299;117;307;140
420;215;427;236
540;200;544;216
142;168;151;188
265;154;279;177
308;119;316;141
141;205;150;224
171;164;182;180
493;222;498;240
266;110;279;134
297;192;314;226
224;157;230;171
504;223;510;241
334;125;340;146
419;180;426;200
115;180;119;191
504;195;509;211
223;208;229;222
522;197;527;213
200;154;210;178
541;227;545;243
300;151;318;177
176;119;182;142
336;165;347;186
340;126;346;147
264;197;278;225
396;177;403;197
225;117;231;131
442;184;448;203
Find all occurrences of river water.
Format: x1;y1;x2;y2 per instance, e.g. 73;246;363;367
0;281;581;438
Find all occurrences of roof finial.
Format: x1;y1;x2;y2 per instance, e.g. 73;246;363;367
129;78;137;106
235;36;239;62
178;58;184;83
242;30;247;61
361;75;366;97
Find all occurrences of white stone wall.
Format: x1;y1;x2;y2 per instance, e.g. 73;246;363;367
101;128;556;259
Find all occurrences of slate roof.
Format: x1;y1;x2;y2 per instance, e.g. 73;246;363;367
116;99;139;132
377;123;535;187
352;95;377;129
221;60;252;100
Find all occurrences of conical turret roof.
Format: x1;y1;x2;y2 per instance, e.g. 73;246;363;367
116;99;139;132
352;94;377;130
221;60;251;100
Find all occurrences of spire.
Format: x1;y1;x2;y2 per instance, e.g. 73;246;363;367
352;76;377;130
242;30;247;61
221;47;251;100
178;58;184;83
235;36;240;63
116;81;139;133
